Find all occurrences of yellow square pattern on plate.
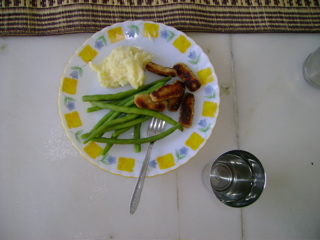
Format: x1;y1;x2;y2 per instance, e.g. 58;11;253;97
107;27;125;44
173;35;192;53
197;67;214;85
202;101;218;117
185;132;205;151
157;153;175;169
84;142;102;159
61;77;77;95
78;45;98;63
64;111;82;129
143;23;159;38
117;157;135;172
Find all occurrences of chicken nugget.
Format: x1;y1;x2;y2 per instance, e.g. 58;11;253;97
150;80;185;102
179;93;195;128
167;81;185;112
134;94;167;112
146;62;177;77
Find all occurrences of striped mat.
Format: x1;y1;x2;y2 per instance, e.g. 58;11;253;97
1;0;320;36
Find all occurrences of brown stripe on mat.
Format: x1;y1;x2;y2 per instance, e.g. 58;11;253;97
1;0;319;7
1;1;320;35
3;10;320;27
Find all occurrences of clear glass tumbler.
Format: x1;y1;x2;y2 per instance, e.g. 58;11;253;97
303;47;320;89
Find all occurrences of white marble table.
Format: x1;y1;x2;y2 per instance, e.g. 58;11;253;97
1;33;320;240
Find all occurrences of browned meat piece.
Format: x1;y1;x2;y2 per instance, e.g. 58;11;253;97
168;95;184;112
150;81;185;102
173;62;201;92
167;81;185;112
179;93;195;128
146;62;177;77
134;94;167;112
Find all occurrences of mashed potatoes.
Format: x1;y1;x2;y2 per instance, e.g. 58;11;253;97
89;46;153;89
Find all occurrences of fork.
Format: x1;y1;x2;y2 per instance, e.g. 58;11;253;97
129;117;166;214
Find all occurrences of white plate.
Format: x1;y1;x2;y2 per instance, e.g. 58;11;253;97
58;20;220;177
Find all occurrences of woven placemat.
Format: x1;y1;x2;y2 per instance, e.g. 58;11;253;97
1;0;319;36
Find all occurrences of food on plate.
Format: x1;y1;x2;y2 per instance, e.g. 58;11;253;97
173;62;201;92
168;95;184;112
80;77;185;154
179;93;195;128
166;80;185;112
133;123;142;153
134;94;167;112
89;46;153;89
92;123;181;145
82;52;202;155
146;62;177;77
82;76;171;102
150;80;185;102
81;79;170;142
90;102;183;131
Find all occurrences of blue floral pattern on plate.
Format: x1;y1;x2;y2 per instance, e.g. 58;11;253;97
71;130;84;143
63;95;76;111
99;154;117;165
94;36;107;49
127;25;140;38
176;146;189;160
198;119;211;133
148;159;157;168
70;65;85;78
188;51;201;64
160;29;176;42
204;85;216;99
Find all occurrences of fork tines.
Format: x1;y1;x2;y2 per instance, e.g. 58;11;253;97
148;117;166;136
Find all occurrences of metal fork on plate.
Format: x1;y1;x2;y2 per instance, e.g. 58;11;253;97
129;117;166;214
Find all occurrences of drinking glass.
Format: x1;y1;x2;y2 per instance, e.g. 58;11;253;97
303;47;320;88
203;150;266;208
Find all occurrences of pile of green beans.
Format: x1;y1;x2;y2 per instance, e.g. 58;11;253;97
81;77;183;155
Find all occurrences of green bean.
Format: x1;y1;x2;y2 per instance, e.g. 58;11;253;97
134;123;142;153
82;77;171;102
97;80;164;127
91;102;184;131
81;107;118;139
107;80;166;112
102;115;151;133
92;123;181;144
101;127;133;155
81;100;132;139
109;80;166;108
101;136;117;156
83;114;140;144
112;127;132;137
87;106;102;113
82;81;167;139
87;99;123;113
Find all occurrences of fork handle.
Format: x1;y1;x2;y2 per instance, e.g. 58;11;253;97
129;141;154;215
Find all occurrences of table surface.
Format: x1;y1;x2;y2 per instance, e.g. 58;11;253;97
1;32;320;240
